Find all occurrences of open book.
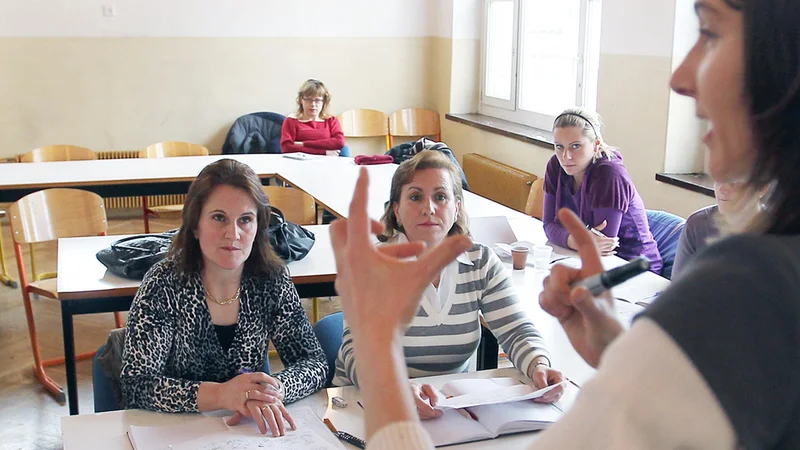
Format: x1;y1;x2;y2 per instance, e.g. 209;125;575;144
422;377;564;447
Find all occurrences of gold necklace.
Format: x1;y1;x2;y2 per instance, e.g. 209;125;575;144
205;286;241;306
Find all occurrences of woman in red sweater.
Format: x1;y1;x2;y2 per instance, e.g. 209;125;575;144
280;79;349;156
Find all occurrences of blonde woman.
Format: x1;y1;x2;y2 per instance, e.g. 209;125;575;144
544;107;662;274
280;79;349;156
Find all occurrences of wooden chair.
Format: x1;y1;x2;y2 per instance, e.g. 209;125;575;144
388;108;441;148
524;178;546;220
19;145;97;282
0;210;18;288
8;189;123;402
337;109;390;151
19;145;97;163
140;142;209;233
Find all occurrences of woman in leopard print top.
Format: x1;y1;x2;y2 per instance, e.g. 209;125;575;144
120;159;327;436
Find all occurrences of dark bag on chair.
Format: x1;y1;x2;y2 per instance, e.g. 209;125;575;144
268;207;315;262
96;229;178;279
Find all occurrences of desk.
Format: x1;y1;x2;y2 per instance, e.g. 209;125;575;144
57;225;336;415
61;367;580;450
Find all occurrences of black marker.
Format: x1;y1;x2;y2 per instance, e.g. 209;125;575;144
573;256;650;296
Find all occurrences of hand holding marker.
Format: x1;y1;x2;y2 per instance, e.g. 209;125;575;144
572;256;650;296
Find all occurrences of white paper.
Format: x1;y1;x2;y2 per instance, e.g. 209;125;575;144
129;406;343;450
282;153;323;161
435;379;568;409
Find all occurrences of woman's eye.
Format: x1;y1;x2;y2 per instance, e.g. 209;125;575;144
435;194;447;202
212;214;226;222
409;194;421;201
238;216;253;225
571;144;582;150
555;145;564;152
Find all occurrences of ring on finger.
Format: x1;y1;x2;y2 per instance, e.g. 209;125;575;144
245;389;253;401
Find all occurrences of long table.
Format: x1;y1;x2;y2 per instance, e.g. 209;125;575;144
61;367;582;449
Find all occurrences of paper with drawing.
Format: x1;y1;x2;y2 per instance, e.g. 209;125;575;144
128;406;343;450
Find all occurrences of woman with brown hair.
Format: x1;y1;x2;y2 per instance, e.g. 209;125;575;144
280;79;348;156
120;159;327;437
333;151;563;418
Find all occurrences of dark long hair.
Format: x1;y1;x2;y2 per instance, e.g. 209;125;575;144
169;159;284;278
732;0;800;234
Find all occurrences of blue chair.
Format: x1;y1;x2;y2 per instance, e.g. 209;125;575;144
646;210;686;280
312;312;344;387
93;342;272;412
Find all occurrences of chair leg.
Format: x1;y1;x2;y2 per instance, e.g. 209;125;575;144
0;227;18;288
20;281;66;402
142;196;151;233
312;297;320;324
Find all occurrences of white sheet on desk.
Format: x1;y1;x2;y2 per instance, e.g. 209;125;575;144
130;406;343;450
470;216;518;246
435;378;567;409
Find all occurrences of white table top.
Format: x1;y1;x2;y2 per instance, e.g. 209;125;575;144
61;367;581;450
56;225;334;300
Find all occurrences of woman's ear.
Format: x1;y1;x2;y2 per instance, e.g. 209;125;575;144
392;203;401;227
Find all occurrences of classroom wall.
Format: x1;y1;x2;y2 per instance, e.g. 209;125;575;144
435;0;714;218
0;0;443;158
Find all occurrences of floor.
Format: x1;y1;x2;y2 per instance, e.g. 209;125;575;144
0;213;341;450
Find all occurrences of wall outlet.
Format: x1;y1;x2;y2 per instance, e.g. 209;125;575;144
102;5;117;18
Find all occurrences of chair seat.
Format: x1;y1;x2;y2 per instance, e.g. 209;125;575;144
29;277;59;299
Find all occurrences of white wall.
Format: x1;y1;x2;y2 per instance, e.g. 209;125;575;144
0;0;435;37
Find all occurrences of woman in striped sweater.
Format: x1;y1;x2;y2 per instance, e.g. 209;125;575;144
333;151;564;418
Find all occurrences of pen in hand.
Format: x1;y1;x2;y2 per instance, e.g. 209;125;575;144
572;256;650;296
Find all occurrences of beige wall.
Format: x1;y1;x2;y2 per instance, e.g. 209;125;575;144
0;37;435;158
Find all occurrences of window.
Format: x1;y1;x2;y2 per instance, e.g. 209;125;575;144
480;0;602;131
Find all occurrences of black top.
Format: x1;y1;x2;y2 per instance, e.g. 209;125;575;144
213;324;237;352
640;234;800;449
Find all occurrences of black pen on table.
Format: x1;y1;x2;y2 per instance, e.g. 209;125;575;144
324;418;366;449
572;256;651;296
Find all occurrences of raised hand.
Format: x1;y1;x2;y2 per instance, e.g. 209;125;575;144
539;209;624;368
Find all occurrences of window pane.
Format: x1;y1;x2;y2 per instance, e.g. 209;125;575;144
518;0;581;117
485;0;514;100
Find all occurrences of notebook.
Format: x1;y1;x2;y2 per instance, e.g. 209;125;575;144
422;377;564;447
127;406;344;450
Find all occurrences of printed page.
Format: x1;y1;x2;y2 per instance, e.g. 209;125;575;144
437;380;567;409
439;377;519;397
420;408;493;447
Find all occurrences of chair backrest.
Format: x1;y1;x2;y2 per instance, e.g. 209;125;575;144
338;109;389;138
312;311;344;387
222;112;286;155
524;178;546;220
9;189;108;245
140;141;209;158
646;209;687;280
263;186;316;226
20;145;96;162
388;108;440;138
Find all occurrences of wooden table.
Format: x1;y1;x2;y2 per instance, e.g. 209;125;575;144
57;225;336;415
61;367;581;450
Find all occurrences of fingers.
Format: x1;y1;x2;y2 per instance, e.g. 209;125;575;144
411;384;442;420
539;265;581;320
532;367;549;389
248;401;268;434
347;168;372;247
415;235;472;284
377;241;427;259
571;286;613;321
226;411;244;426
246;389;279;405
557;209;604;277
420;384;440;407
279;403;297;431
261;404;281;436
246;372;280;390
594;220;608;231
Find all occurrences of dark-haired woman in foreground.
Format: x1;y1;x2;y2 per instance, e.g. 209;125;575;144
329;0;800;447
121;159;327;437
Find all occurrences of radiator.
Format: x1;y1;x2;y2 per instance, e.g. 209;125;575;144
462;153;537;213
96;150;140;160
104;194;187;210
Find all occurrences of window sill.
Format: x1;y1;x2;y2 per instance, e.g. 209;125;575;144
445;113;554;148
655;172;714;198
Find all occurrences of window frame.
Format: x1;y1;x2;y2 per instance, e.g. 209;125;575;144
479;0;601;131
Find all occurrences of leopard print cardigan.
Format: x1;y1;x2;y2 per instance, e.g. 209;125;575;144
120;258;328;413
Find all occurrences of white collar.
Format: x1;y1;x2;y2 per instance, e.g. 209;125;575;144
389;233;473;266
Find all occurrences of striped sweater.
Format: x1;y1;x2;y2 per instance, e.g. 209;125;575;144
333;242;550;386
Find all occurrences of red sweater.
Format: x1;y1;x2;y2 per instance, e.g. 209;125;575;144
280;116;346;155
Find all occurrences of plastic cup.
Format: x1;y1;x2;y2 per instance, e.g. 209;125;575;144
532;245;553;271
511;246;529;270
